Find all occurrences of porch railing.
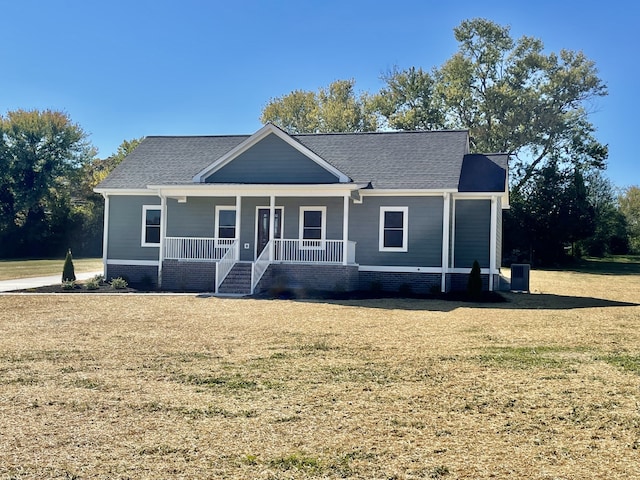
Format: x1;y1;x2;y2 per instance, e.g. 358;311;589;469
251;239;272;294
215;240;239;293
273;239;356;264
165;237;235;261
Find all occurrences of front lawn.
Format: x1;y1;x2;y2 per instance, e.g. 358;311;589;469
0;258;103;280
0;267;639;479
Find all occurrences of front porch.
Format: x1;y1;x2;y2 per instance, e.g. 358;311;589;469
161;237;357;294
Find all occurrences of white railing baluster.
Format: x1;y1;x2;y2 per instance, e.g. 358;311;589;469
251;240;273;294
164;237;235;261
215;240;238;293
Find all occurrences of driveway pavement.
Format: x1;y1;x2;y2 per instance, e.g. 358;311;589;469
0;271;103;292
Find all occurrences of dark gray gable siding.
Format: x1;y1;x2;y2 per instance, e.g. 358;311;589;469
107;195;161;260
350;196;443;267
454;199;490;268
205;133;341;184
458;154;508;192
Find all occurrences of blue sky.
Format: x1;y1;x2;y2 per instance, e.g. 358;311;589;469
1;0;637;187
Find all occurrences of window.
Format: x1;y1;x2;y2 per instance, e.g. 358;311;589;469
299;206;326;248
142;205;161;247
215;207;237;239
379;206;408;252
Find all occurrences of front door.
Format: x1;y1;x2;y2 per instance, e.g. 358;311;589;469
256;208;283;257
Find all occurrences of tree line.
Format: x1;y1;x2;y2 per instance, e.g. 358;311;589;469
1;18;638;263
261;18;639;265
0;109;140;258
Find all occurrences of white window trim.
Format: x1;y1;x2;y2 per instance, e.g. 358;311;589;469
141;205;161;247
299;206;326;250
379;206;408;252
214;205;237;240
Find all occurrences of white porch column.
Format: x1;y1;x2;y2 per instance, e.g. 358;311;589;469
269;195;275;261
101;194;109;277
342;194;350;265
235;194;241;261
441;193;450;293
489;196;498;291
158;194;167;287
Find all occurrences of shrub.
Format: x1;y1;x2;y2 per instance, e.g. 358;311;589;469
61;280;75;290
467;260;482;299
92;274;105;284
85;278;100;290
110;277;128;289
62;249;76;282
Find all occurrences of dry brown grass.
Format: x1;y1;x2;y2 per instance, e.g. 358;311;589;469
1;268;639;479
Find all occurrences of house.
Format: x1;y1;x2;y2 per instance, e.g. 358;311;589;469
94;123;509;295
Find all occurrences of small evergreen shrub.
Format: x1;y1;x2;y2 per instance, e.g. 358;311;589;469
85;278;100;290
467;260;483;299
110;277;128;289
62;249;76;282
61;280;75;290
92;274;105;284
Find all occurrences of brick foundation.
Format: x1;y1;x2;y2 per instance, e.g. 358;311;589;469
256;264;359;294
358;271;442;294
105;264;159;287
446;273;490;292
161;260;216;291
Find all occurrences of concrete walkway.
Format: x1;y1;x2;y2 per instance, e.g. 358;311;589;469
0;271;103;293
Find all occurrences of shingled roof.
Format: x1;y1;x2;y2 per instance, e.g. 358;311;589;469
97;128;507;192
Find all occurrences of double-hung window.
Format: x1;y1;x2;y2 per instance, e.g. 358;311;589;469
141;205;161;247
215;206;237;240
299;206;326;249
379;206;408;252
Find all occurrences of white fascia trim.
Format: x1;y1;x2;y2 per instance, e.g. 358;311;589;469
359;265;442;274
106;259;160;266
360;189;457;197
454;191;510;208
94;188;158;196
192;124;351;183
150;183;367;198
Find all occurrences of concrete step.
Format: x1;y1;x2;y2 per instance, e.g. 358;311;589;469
218;263;252;295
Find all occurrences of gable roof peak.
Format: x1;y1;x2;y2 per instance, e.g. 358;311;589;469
192;124;351;183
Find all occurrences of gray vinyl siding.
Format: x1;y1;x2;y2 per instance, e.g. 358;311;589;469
350;196;444;267
166;197;234;237
239;197;263;261
237;197;345;261
454;199;490;268
107;195;161;260
205;133;340;184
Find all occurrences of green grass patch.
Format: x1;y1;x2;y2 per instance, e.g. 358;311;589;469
0;258;103;280
178;373;258;390
600;354;640;374
476;346;588;369
269;452;322;472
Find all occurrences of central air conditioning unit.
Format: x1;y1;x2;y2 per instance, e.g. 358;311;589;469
510;264;530;292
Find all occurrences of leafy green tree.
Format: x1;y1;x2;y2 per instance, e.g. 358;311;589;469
0;109;95;257
70;137;144;257
373;66;445;131
619;186;640;253
376;18;608;196
261;80;377;133
504;163;596;265
579;171;629;256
